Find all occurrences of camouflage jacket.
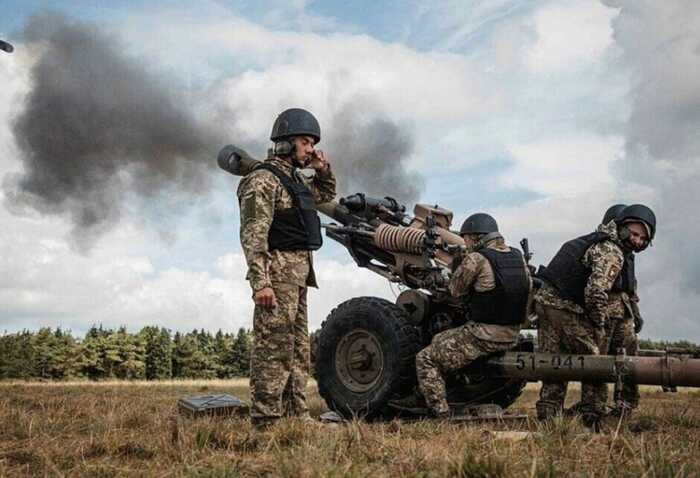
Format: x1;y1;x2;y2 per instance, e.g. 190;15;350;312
608;233;641;321
449;237;531;343
237;157;336;292
535;221;627;325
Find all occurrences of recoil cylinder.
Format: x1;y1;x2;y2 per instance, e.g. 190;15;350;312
374;223;425;254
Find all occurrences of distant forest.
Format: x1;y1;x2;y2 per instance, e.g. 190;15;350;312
0;326;252;380
0;326;697;381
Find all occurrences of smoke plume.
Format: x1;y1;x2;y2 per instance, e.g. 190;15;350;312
326;100;424;204
602;0;700;336
5;13;424;248
5;13;223;246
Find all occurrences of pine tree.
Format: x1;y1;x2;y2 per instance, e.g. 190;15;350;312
114;327;145;379
172;331;185;378
31;328;79;379
0;331;35;379
214;330;234;378
228;328;252;377
141;326;173;379
75;334;105;379
32;327;56;379
173;332;219;378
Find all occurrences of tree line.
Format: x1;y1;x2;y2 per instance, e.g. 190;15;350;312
0;326;253;380
1;326;696;382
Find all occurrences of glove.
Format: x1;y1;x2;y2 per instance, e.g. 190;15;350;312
634;315;644;334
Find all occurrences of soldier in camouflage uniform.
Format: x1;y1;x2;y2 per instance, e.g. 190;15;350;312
536;204;655;427
237;108;336;428
414;213;531;417
602;205;647;416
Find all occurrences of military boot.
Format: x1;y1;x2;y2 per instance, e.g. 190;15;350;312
251;416;279;431
581;412;602;432
608;400;635;418
535;402;561;421
388;393;429;415
578;403;605;432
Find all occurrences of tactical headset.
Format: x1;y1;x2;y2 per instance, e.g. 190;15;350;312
473;232;503;251
273;139;294;157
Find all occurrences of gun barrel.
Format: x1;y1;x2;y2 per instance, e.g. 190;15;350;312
315;201;355;225
488;352;700;387
340;194;405;215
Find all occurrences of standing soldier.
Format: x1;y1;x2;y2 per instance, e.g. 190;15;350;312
535;204;656;427
237;108;336;428
410;213;531;417
602;204;645;416
566;204;643;417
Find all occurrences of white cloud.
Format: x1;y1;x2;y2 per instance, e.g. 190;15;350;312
503;135;622;197
0;198;392;335
309;259;393;331
526;1;617;73
120;7;504;142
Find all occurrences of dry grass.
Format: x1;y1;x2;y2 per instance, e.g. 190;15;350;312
1;380;699;477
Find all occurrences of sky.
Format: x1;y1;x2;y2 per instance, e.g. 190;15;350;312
1;0;699;341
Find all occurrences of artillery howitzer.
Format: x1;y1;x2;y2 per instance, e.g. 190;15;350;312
218;145;700;420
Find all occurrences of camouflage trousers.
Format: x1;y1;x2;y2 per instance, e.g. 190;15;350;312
416;325;518;415
535;302;607;420
604;316;640;409
250;282;310;421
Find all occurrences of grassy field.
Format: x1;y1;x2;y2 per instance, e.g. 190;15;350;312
1;381;699;477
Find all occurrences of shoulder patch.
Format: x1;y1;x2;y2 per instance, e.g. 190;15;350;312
242;192;256;220
607;263;621;281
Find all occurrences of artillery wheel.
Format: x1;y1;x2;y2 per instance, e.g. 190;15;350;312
316;297;420;420
445;337;534;409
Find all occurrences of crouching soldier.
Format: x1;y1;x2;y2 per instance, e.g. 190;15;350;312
535;204;656;427
412;213;531;418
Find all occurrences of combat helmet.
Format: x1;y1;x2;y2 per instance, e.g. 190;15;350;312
602;204;627;225
270;108;321;144
460;213;499;235
616;204;656;240
615;204;656;251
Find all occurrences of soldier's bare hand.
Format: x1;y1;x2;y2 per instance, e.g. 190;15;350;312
308;149;329;172
254;287;278;309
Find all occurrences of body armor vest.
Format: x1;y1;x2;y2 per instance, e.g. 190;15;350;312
257;164;323;251
469;247;529;326
540;231;622;306
611;253;636;294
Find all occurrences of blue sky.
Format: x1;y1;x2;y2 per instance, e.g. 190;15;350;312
1;0;700;341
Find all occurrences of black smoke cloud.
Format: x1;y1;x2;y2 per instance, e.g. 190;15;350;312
325;100;424;204
5;13;224;246
5;13;424;248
